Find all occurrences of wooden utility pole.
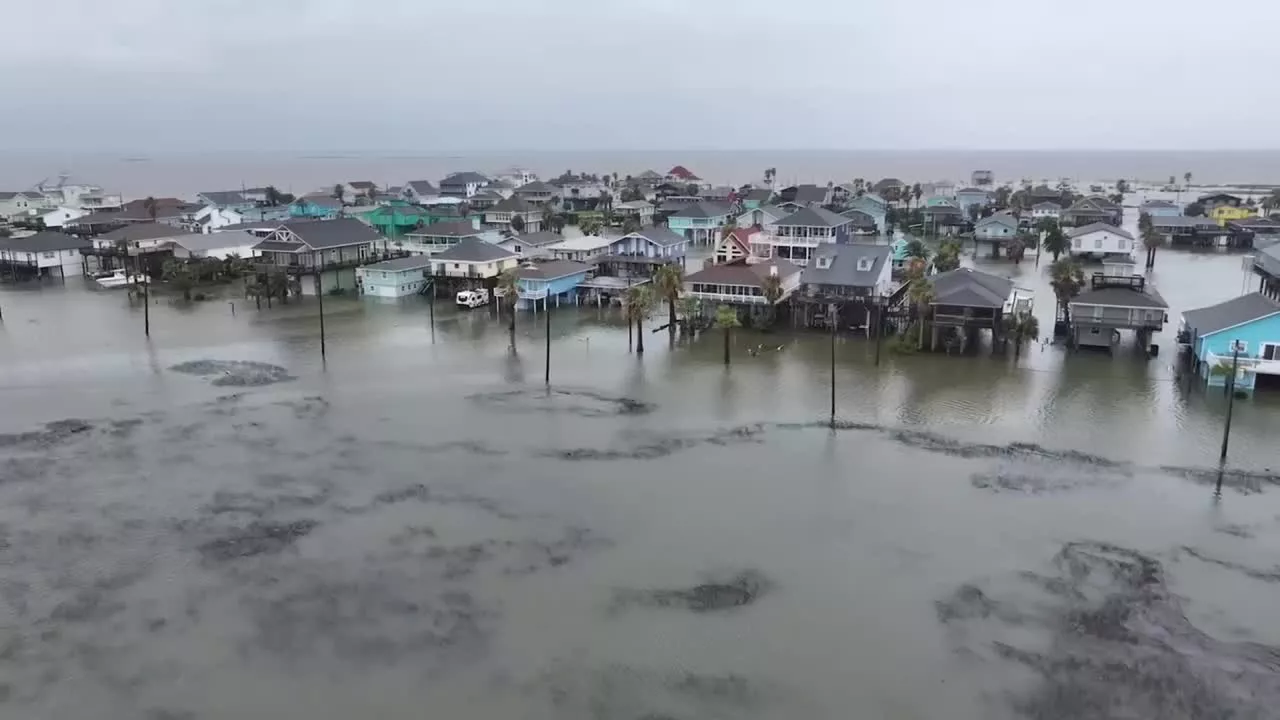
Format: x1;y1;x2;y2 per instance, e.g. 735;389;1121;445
1219;340;1242;467
829;302;837;428
315;273;327;361
544;296;552;385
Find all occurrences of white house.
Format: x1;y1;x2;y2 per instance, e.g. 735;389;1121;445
96;223;201;255
170;231;261;260
439;172;490;198
429;238;519;281
1067;222;1135;260
402;180;439;204
714;227;762;265
0;191;50;220
357;255;433;298
0;231;90;278
37;206;87;228
975;213;1019;240
548;233;614;263
683;257;803;306
498;231;564;260
614;200;654;226
737;204;791;229
1030;202;1062;222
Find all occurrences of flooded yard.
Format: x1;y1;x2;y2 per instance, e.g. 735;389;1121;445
3;241;1280;719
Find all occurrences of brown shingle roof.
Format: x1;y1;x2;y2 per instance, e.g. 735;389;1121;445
686;257;800;287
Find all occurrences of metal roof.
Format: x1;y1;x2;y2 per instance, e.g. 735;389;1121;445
928;268;1014;307
1182;293;1280;337
361;255;433;272
431;238;516;263
774;206;851;228
801;243;890;289
0;231;90;253
280;218;381;249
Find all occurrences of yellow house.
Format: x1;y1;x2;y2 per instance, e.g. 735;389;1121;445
1210;205;1255;226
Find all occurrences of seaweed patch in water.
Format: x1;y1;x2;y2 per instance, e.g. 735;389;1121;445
545;424;767;462
612;569;772;613
0;419;94;450
1178;546;1280;583
169;360;295;387
467;387;655;417
939;541;1280;719
198;519;318;562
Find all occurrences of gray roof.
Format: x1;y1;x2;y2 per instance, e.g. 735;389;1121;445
791;184;829;205
432;238;516;263
348;181;376;190
670;202;732;219
488;196;536;213
775;206;851;228
744;188;772;202
296;196;342;210
99;224;198;242
928;268;1014;308
1065;199;1113;215
629;226;687;248
1066;222;1135;240
1149;215;1220;229
218;220;284;232
801;243;891;289
1255;243;1280;277
414;221;483;238
0;191;18;200
1182;293;1280;336
956;187;989;195
1072;286;1168;309
748;204;791;220
873;178;905;191
405;180;437;195
1032;201;1063;210
686;257;801;287
361;255;433;273
1140;199;1179;209
253;240;302;252
281;218;380;249
840;209;877;227
170;231;260;252
0;231;90;253
441;171;489;186
514;260;592;281
976;213;1019;230
198;190;247;206
922;204;964;217
507;230;563;247
516;180;557;194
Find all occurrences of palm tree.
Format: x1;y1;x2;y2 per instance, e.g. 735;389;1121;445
541;205;557;231
714;305;741;365
626;285;654;353
933;240;961;272
653;264;684;333
143;196;158;222
1038;219;1067;261
906;270;934;349
1005;236;1026;265
497;269;519;351
332;184;345;204
904;238;929;261
1142;227;1165;269
580;218;602;236
1184;171;1192;188
264;186;283;207
1049;258;1085;322
677;296;700;336
1002;311;1040;359
761;273;783;326
162;259;196;302
912;182;923;209
622;217;641;235
364;185;378;204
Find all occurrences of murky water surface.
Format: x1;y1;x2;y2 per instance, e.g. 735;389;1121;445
3;237;1280;719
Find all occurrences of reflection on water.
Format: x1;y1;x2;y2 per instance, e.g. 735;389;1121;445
3;247;1280;719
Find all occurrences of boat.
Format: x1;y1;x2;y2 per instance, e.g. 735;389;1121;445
95;270;131;289
455;288;490;308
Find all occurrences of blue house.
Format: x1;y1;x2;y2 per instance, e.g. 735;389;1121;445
667;201;732;245
848;194;888;233
1140;199;1182;217
955;187;991;216
289;196;343;219
1181;293;1280;391
606;226;689;262
514;260;593;310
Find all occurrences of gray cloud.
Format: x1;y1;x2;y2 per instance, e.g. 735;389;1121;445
2;0;1277;151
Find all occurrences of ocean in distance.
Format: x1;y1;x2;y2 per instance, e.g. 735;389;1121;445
5;149;1280;198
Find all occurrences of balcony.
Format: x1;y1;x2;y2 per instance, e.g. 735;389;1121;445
433;266;490;279
518;287;548;300
1206;352;1280;376
686;289;769;305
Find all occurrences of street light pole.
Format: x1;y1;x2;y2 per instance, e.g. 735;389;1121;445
544;295;552;386
829;301;837;428
1218;340;1242;466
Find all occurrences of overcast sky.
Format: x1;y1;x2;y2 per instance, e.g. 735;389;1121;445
3;0;1277;152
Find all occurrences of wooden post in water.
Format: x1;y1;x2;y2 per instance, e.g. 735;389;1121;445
429;280;436;343
1219;340;1241;466
829;302;837;428
544;295;552;386
874;296;883;367
143;273;150;338
315;273;327;361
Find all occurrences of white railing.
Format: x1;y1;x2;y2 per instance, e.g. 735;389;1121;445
687;291;768;305
432;267;493;279
1206;352;1280;376
518;288;548;299
762;234;823;247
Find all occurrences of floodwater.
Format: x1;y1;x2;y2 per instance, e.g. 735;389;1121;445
4;237;1280;718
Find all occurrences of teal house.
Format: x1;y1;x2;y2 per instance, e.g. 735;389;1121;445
356;256;433;299
290;196;343;219
514;260;593;310
1181;293;1280;391
849;194;888;233
667;201;732;245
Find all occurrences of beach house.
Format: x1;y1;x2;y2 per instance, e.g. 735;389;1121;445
1181;293;1280;391
922;268;1020;353
1030;202;1063;222
847;194;888;232
1067;223;1135;260
683;257;802;308
170;231;261;261
252;218;380;294
498;231;564;260
402;180;439;204
0;231;89;279
667;202;732;245
755;207;852;267
1067;262;1168;352
1209;205;1255;227
974;213;1020;257
289;196;343;220
796;243;894;329
439;172;490;198
0;191;51;220
400;220;488;255
428;238;519;284
357;256;434;299
484;196;543;232
514;260;594;310
1139;199;1181;217
954;188;991;216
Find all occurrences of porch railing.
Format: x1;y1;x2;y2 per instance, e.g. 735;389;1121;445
1205;352;1280;376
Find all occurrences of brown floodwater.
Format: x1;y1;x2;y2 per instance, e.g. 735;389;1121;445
2;241;1280;719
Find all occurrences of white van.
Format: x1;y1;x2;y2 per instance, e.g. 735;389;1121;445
455;288;490;308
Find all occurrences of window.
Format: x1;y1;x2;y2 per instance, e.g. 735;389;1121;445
855;257;873;271
1118;240;1127;250
1094;238;1103;249
1262;343;1279;360
1073;238;1081;248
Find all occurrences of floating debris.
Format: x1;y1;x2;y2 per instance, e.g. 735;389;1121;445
198;520;318;562
467;387;655;417
613;570;771;613
169;360;295;387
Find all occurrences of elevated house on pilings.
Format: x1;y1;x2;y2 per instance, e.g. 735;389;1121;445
1227;217;1280;249
251;218;384;295
796;243;893;332
1252;243;1280;301
1066;261;1168;354
683;257;801;326
1148;215;1225;247
921;268;1023;354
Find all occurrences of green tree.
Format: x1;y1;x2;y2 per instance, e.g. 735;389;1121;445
620;186;646;202
580;218;602;236
933;240;961;272
332;184;345;203
1038;218;1068;261
714;304;741;365
1184;171;1192;187
264;186;284;207
626;285;654;353
904;238;929;260
993;185;1012;208
622;217;641;235
162;259;196;302
912;182;923;209
510;214;526;234
678;296;701;336
1138;211;1153;233
653;264;684;333
497;269;520;351
1005;235;1026;265
761;273;784;326
1185;201;1205;217
906;269;934;349
541;205;556;230
364;185;378;204
1115;179;1129;194
1049;258;1085;322
143;196;158;221
1002;311;1040;359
